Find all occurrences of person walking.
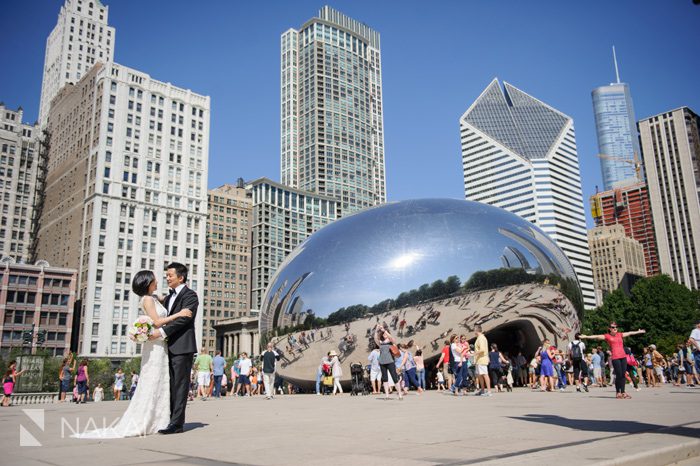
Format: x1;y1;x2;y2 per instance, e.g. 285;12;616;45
368;347;382;394
538;341;555;392
580;322;645;399
75;360;90;404
568;333;587;392
488;344;508;392
113;368;125;401
449;334;465;395
194;348;213;400
237;353;253;396
415;348;426;390
474;325;491;396
436;340;452;392
261;342;279;399
58;356;75;402
374;325;402;400
211;351;226;398
329;350;343;395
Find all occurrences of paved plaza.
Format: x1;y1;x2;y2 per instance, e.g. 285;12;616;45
2;385;699;466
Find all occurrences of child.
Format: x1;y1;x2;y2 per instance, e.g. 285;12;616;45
93;383;104;402
436;370;445;391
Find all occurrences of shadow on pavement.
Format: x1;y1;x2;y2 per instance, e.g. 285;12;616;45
184;422;208;432
508;414;700;438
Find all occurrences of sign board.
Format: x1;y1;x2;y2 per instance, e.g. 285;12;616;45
15;356;44;393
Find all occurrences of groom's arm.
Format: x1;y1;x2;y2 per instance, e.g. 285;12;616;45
162;290;198;338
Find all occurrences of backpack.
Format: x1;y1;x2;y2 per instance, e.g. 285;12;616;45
570;341;583;361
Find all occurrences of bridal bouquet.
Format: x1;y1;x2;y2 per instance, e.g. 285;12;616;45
127;316;155;342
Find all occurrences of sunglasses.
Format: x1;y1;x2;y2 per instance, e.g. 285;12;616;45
609;326;617;330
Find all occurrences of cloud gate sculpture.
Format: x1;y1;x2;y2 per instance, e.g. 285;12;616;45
259;199;583;387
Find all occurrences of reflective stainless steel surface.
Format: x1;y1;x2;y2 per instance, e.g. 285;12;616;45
260;199;582;387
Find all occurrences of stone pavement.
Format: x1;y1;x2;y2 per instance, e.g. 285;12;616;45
2;385;699;466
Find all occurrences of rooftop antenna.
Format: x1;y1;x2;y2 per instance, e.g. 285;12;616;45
612;46;621;84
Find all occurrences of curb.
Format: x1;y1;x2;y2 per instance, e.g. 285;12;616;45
595;439;700;466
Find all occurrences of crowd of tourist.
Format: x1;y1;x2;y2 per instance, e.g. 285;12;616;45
1;320;698;406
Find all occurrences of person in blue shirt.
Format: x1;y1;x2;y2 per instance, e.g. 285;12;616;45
211;351;226;398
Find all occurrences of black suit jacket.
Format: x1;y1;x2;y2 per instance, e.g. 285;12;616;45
163;285;198;355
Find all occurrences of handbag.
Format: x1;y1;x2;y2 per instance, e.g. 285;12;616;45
389;344;401;358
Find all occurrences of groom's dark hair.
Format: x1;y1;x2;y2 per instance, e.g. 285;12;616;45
166;262;188;283
132;270;156;297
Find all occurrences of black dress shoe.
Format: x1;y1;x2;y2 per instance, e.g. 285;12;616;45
158;425;184;434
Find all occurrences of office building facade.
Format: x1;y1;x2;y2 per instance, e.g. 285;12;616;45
37;62;209;356
0;105;42;263
590;182;658;277
0;260;77;357
460;78;596;308
639;107;700;289
588;224;647;297
281;6;386;213
203;181;252;351
38;0;115;128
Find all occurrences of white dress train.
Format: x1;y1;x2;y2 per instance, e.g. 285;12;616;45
73;297;170;438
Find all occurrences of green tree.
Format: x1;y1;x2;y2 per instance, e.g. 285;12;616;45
583;275;700;354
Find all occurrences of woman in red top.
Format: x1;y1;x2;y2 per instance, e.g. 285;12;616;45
581;322;645;399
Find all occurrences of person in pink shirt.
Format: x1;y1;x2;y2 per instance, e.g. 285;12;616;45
580;322;645;399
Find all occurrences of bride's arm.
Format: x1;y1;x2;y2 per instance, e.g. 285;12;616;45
142;296;191;328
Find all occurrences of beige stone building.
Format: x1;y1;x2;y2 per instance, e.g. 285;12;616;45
639;107;700;289
588;224;647;296
37;62;210;356
202;181;252;351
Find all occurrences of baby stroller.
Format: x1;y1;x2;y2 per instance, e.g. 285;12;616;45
321;362;333;395
350;363;369;396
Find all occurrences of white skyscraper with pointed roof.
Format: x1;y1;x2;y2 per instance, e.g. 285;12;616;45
38;0;115;127
460;78;596;308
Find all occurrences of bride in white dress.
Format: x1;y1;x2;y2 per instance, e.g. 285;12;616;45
74;271;192;439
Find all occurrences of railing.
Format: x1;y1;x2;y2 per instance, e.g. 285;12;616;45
7;392;64;405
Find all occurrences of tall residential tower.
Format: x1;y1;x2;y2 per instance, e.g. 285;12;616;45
281;6;386;213
460;79;596;308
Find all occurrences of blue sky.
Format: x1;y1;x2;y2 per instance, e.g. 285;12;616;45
1;1;699;226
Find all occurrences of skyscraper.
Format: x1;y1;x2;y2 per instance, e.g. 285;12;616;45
281;6;386;213
37;62;210;356
639;107;700;289
204;181;252;351
460;78;596;308
590;182;659;277
38;0;115;128
0;104;42;263
592;48;643;190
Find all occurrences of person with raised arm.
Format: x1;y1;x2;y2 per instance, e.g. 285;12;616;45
580;322;645;399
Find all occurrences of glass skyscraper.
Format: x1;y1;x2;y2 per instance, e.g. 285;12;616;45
460;79;597;309
281;6;386;214
592;82;642;190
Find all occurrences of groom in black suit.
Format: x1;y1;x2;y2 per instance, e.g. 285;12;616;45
158;262;198;435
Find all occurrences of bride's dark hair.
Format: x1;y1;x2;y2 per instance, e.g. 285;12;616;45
132;270;156;297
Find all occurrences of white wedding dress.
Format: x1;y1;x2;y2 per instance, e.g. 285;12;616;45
74;297;171;438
